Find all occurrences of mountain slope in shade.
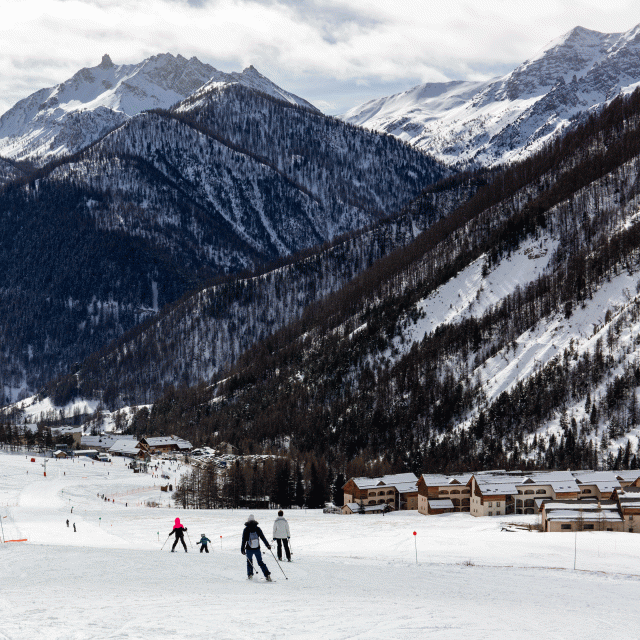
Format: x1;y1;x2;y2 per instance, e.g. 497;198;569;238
342;24;640;166
0;54;317;164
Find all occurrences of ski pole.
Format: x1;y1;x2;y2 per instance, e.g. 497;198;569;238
160;534;171;551
186;530;194;549
245;554;258;576
268;545;288;579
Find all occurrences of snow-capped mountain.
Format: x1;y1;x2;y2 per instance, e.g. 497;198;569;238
0;54;317;164
342;24;640;167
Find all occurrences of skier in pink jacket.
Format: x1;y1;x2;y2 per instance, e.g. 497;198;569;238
169;517;188;552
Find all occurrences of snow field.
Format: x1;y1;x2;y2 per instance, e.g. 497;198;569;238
1;451;640;639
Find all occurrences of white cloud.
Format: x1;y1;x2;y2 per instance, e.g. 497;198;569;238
1;0;640;115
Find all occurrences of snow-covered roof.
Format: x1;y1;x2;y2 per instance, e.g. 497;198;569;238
143;436;192;450
615;471;640;483
342;503;389;513
109;440;140;454
545;510;622;522
351;473;417;492
81;434;135;449
428;499;454;509
421;473;473;486
474;476;520;495
573;471;621;493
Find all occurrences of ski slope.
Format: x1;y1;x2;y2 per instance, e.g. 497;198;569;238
1;451;640;639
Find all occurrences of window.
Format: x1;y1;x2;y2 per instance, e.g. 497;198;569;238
488;502;492;507
488;512;493;516
524;490;534;495
441;490;449;495
561;524;571;530
536;489;546;494
495;501;501;507
629;515;634;520
583;524;594;530
582;489;592;494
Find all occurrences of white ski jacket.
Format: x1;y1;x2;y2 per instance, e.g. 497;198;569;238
273;516;291;539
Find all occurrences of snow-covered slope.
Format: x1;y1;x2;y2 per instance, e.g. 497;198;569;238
342;24;640;166
2;451;640;640
0;54;317;164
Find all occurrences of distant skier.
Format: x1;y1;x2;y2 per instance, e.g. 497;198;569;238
241;514;272;581
66;519;69;527
169;517;188;552
197;533;212;553
273;510;292;562
73;523;76;532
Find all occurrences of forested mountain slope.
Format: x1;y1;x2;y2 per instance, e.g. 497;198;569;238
42;174;480;406
83;88;640;474
0;83;447;401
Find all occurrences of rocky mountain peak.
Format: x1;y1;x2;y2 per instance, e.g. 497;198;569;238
99;54;114;69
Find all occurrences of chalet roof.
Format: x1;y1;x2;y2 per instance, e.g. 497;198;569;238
141;436;192;450
480;482;519;496
351;473;418;492
543;500;618;511
545;509;622;522
573;471;621;493
342;503;389;513
109;440;140;454
82;434;135;448
617;488;640;509
421;473;473;486
428;499;454;509
473;475;520;495
615;471;640;482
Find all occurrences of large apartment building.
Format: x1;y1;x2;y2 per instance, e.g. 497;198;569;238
344;470;640;522
342;473;419;513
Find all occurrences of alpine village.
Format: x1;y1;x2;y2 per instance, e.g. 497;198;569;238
7;25;640;537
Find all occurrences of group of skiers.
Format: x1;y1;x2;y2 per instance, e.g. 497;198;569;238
167;510;292;581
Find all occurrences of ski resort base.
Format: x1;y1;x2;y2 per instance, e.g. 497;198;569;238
2;452;640;639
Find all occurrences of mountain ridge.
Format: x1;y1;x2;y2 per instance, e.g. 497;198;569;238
342;23;640;167
0;53;318;164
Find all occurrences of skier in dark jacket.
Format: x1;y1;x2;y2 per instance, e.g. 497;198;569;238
169;517;188;552
241;514;272;580
198;534;211;553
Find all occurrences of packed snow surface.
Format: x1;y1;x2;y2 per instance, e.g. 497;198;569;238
1;452;639;639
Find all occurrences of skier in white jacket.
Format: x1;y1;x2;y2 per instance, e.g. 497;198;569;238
273;510;291;562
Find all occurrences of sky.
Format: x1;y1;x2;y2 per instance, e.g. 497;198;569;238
2;0;640;115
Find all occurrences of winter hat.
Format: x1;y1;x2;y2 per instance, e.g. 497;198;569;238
173;517;182;528
247;514;256;522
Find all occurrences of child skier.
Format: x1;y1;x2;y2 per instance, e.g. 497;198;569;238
241;514;272;581
169;517;188;552
198;533;212;553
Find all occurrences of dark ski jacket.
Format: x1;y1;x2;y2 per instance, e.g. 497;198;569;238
198;536;211;546
241;521;270;554
170;525;187;538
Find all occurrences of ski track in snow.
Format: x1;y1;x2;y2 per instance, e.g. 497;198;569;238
1;452;640;639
